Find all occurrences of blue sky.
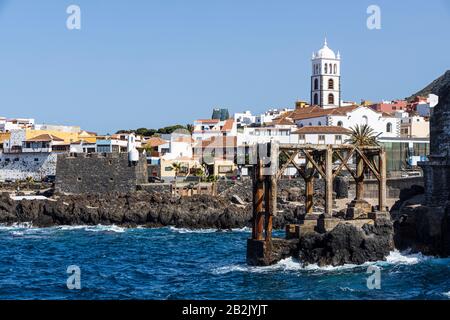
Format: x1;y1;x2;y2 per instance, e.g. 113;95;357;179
0;0;449;134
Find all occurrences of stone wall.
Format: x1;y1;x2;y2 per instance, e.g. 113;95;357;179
0;152;57;182
348;176;424;199
55;153;148;194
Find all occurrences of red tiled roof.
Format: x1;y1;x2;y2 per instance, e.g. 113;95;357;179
288;105;360;121
294;126;352;134
221;119;234;131
196;119;220;124
194;136;237;149
26;134;64;142
145;137;168;147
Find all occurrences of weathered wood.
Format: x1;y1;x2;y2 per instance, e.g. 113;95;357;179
325;146;333;217
305;176;314;214
378;148;387;211
302;150;326;178
276;150;299;180
332;147;356;178
355;148;381;181
255;159;265;240
356;155;364;200
334;151;357;180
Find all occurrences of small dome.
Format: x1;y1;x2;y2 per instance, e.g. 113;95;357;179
314;39;337;59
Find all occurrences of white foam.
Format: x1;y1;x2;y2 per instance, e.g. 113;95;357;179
212;250;434;275
0;222;33;230
169;226;218;234
443;292;450;299
384;250;429;265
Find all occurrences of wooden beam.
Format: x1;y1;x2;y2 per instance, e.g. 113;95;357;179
325;146;333;217
276;150;298;180
355;148;381;181
378;148;387;211
302;150;326;178
333;147;356;178
334;151;357;180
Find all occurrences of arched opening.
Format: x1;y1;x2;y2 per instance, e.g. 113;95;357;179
324;64;328;74
329;64;332;74
313;93;319;105
318;121;322;126
328;93;334;105
328;79;334;89
362;116;368;125
337;121;343;127
314;79;319;90
386;122;392;133
334;64;337;74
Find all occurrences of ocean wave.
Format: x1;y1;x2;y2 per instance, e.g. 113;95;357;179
212;250;433;275
169;226;251;234
0;222;33;230
0;223;126;235
443;292;450;299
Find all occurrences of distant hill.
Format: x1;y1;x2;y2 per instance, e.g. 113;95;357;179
408;70;450;101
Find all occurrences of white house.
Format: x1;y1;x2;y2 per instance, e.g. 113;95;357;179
294;126;352;145
289;105;400;138
192;118;237;141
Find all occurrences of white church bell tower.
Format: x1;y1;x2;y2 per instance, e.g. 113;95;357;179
311;39;341;109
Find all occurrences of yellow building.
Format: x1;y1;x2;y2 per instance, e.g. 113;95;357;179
25;129;97;144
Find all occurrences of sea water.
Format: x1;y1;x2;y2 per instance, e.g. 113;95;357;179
0;223;449;300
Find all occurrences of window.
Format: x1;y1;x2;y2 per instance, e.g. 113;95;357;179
324;64;328;73
308;122;312;126
218;165;233;174
34;158;39;162
318;135;326;144
335;135;342;144
328;93;334;105
313;93;319;105
386;122;393;133
314;79;318;90
334;64;337;74
328;79;334;89
318;121;322;126
337;121;343;127
362;115;368;125
298;134;305;143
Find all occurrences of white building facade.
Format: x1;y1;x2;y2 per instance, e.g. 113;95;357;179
311;39;341;109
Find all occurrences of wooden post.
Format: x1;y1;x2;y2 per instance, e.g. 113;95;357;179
378;148;387;211
325;146;333;218
305;176;314;214
356;154;364;200
252;144;265;240
305;157;314;214
265;142;278;241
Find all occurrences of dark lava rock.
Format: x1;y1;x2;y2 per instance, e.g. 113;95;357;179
298;219;394;266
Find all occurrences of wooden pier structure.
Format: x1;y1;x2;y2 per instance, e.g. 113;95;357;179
247;142;389;266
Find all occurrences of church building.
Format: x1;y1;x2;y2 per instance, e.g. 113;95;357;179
311;39;341;109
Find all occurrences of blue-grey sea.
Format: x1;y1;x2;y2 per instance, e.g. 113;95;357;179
0;224;449;300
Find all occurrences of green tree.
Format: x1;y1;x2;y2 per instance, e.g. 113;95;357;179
345;124;381;146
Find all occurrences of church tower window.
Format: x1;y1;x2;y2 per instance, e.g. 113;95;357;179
328;79;334;89
328;93;334;105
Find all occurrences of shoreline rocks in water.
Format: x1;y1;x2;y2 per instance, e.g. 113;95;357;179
0;191;305;230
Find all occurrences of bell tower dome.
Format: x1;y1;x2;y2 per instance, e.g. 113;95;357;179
311;39;341;109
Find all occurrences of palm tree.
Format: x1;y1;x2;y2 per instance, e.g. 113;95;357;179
345;124;381;199
171;162;183;180
186;124;194;135
345;124;381;146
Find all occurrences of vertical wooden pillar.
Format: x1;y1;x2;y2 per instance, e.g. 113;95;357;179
325;146;333;218
355;154;365;200
265;142;278;241
305;176;314;214
378;148;387;211
304;159;314;214
252;144;265;240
